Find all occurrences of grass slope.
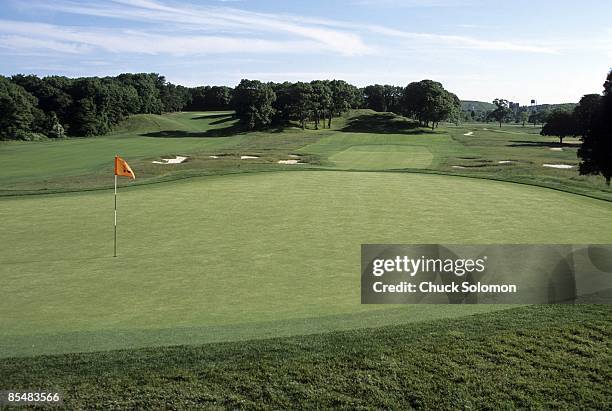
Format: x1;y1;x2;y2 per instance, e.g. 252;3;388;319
1;109;611;200
1;304;610;409
2;171;612;358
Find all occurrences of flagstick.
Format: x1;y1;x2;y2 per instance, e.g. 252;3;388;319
114;174;117;258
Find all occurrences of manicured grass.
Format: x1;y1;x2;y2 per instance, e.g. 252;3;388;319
2;171;611;358
2;110;611;201
1;304;610;409
1;110;611;407
328;145;433;169
443;123;612;200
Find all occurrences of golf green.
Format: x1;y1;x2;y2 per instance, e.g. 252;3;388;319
2;171;611;358
328;145;432;169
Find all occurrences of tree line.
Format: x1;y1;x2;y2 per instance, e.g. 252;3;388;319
463;100;577;126
232;79;460;131
539;70;612;185
0;74;460;140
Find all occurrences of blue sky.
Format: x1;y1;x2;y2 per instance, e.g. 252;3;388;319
0;0;610;104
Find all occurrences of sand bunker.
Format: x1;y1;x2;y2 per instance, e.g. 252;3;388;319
452;165;466;169
549;147;563;151
152;155;188;164
463;131;474;136
543;164;574;169
278;159;303;165
240;155;259;159
498;160;514;164
209;155;219;159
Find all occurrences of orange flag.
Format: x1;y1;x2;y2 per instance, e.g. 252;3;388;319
114;155;136;179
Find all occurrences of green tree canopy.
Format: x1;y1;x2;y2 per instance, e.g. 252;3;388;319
401;80;459;129
0;76;41;140
540;109;578;144
578;71;612;185
491;99;511;128
232;79;276;130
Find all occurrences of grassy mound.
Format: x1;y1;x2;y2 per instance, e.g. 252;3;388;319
112;113;192;134
112;111;238;135
1;304;609;409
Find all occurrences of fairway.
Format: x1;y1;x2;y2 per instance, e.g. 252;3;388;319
2;171;612;358
328;145;432;169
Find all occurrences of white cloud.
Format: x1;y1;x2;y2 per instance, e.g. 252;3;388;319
353;0;473;7
1;0;562;58
22;0;370;56
0;20;334;56
0;34;92;54
365;26;559;54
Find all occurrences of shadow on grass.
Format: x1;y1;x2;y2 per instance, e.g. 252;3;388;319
508;140;581;148
142;123;245;138
210;116;235;125
341;112;433;135
191;113;233;120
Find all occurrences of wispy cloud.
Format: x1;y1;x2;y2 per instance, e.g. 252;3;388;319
1;0;560;58
353;0;473;7
0;34;92;54
366;26;559;54
0;19;326;55
20;0;371;56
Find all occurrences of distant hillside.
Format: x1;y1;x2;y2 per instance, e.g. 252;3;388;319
532;103;577;112
461;100;496;112
461;100;578;113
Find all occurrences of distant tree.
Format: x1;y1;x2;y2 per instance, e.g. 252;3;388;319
470;110;476;121
491;99;510;128
540;109;577;145
363;84;386;112
186;86;208;110
578;70;612;185
270;82;293;124
11;74;73;127
529;109;550;127
310;80;332;129
0;76;41;140
573;94;602;136
159;83;189;112
71;96;99;136
328;80;353;127
289;82;313;129
117;73;164;114
232;79;276;130
402;80;459;129
207;86;232;109
46;112;65;138
520;111;529;127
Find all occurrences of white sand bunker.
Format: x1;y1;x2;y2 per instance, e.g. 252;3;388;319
152;155;188;164
498;160;514;164
209;155;219;159
543;164;574;169
240;155;259;159
278;159;304;165
549;147;563;151
463;131;474;136
452;165;466;169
